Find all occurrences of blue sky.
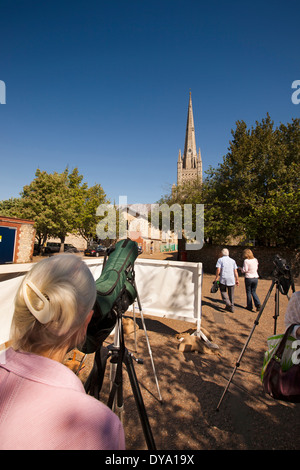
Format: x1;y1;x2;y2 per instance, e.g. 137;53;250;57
0;0;299;205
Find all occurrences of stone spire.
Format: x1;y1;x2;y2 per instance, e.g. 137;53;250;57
183;91;197;169
177;92;202;185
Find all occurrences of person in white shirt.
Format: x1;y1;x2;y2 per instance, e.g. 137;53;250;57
241;249;261;312
215;248;239;313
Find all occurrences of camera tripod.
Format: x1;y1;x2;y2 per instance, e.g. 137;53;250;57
84;284;160;450
216;266;295;411
106;306;156;450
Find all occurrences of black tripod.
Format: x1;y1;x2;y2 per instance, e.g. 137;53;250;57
107;307;156;450
216;258;295;411
84;299;156;450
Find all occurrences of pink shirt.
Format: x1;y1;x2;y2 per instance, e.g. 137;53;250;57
0;348;125;450
242;258;259;278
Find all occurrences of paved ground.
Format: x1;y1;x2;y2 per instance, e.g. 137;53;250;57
65;251;300;451
4;250;299;450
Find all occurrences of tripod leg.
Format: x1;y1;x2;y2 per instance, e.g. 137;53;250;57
216;279;276;411
124;350;156;451
132;303;138;352
107;316;156;449
273;284;280;335
134;282;163;403
107;317;125;417
84;348;108;398
108;355;125;423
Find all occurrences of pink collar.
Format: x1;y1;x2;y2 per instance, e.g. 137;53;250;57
1;348;84;393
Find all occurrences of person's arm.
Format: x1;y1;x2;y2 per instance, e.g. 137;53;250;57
241;259;247;273
234;268;239;286
215;267;220;282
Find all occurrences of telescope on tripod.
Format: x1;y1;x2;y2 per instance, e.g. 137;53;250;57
78;238;161;450
216;254;295;411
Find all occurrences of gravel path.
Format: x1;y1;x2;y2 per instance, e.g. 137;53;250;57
67;252;300;451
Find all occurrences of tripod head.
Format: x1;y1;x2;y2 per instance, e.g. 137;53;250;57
272;254;295;296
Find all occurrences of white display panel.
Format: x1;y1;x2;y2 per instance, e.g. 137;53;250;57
0;258;202;346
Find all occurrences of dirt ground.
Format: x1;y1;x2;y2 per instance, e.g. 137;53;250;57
65;251;300;451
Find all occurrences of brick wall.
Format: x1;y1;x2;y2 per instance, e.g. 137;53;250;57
17;223;36;263
0;217;35;263
181;241;300;281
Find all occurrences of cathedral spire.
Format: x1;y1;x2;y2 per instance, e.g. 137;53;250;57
177;91;202;185
183;91;197;169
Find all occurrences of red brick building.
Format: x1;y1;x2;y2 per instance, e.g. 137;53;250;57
0;216;35;264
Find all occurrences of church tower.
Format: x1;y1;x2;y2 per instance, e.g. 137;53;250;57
177;92;202;186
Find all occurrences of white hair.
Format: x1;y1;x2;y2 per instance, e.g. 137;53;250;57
221;248;229;256
11;254;96;354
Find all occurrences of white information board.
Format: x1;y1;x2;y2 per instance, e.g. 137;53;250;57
0;258;202;346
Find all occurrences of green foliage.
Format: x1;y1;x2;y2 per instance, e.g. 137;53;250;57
21;169;76;245
0;198;24;218
164;114;300;246
0;167;109;246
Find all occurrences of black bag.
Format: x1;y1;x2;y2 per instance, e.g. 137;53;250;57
210;281;219;294
80;239;138;354
263;324;300;403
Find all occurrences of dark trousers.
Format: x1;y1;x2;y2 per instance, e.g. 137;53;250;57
245;277;260;310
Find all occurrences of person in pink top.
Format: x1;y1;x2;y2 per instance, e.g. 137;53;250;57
241;249;261;312
0;254;125;450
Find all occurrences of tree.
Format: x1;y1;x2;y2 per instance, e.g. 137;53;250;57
20;169;77;249
161;115;300;246
157;179;204;245
204;115;300;245
0;197;24;218
77;183;108;241
0;167;109;250
62;167;110;243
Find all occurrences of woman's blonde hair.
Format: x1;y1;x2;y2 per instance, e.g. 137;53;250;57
10;254;96;355
243;249;254;259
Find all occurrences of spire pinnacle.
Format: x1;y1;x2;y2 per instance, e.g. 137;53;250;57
177;92;203;185
183;91;197;168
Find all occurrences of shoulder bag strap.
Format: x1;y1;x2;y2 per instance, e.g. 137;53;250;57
274;324;297;361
